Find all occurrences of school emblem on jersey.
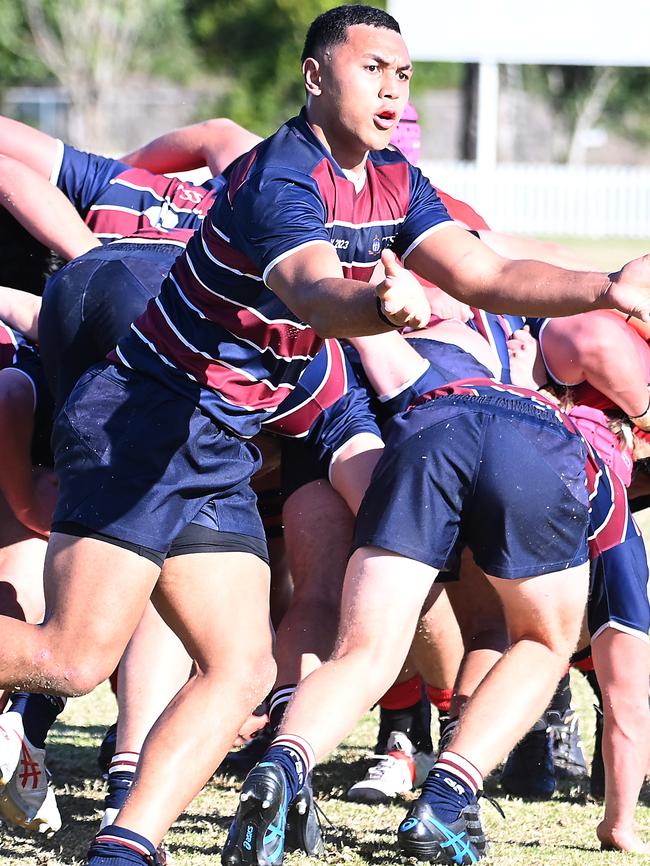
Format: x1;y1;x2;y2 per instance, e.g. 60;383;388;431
369;233;382;255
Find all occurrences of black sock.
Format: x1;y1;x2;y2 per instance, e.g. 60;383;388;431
8;693;66;749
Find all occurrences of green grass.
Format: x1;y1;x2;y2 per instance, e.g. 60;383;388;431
527;236;648;272
2;670;648;865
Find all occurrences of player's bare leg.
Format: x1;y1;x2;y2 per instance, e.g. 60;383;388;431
113;550;275;845
0;534;159;695
592;628;650;854
449;564;589;775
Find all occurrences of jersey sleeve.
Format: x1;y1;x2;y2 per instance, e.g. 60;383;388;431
392;165;453;261
51;143;130;217
228;167;331;283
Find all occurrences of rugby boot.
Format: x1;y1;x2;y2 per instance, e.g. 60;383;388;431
500;719;555;799
398;798;483;863
0;712;24;790
0;735;61;835
222;761;288;866
285;775;325;856
547;707;588;788
347;731;435;804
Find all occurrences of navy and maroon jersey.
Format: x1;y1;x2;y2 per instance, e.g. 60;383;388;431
111;109;452;438
262;338;350;438
50;141;220;248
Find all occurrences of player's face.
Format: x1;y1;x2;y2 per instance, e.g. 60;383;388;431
313;24;412;165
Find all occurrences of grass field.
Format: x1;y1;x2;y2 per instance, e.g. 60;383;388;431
2;234;649;864
1;670;648;866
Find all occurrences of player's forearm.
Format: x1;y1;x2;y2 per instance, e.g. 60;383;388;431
0;157;100;260
457;258;610;318
0;287;41;342
121;119;260;176
0;116;57;177
301;278;399;337
348;333;426;396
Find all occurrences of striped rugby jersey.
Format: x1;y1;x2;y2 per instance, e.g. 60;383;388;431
51;141;221;248
110;109;452;438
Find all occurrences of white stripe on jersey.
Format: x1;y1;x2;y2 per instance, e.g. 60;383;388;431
199;233;263;282
171;273;316;365
401;218;456;262
110;178;206;214
324;216;406;229
262;239;332;285
154;294;298;393
49;139;65;186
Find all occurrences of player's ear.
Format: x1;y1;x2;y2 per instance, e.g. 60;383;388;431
303;57;322;96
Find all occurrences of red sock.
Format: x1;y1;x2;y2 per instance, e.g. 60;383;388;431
380;674;422;710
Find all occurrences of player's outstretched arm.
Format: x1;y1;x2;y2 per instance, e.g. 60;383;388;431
267;246;430;338
0;287;41;342
120;118;262;177
405;224;650;321
0;156;100;261
0;115;59;177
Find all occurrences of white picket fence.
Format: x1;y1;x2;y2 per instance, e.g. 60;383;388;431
421;161;650;239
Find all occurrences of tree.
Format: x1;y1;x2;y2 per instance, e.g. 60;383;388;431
186;0;371;135
0;0;195;149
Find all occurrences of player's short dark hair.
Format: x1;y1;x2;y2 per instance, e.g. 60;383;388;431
302;4;401;63
0;209;64;296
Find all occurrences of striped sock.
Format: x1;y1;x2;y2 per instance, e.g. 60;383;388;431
420;750;482;823
263;734;315;802
106;752;139;811
268;685;296;735
88;824;156;865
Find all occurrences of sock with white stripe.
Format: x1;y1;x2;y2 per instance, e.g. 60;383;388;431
420;750;482;823
268;685;296;735
106;752;139;811
88;823;156;865
262;734;315;802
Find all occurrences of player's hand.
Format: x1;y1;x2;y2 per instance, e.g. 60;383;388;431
422;283;474;323
600;254;650;321
375;249;431;329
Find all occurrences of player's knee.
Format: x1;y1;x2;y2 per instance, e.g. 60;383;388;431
58;655;113;697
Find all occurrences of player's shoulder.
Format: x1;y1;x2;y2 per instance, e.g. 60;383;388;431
224;112;337;201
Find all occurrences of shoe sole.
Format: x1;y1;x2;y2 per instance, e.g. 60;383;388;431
285;790;324;856
222;772;286;866
398;835;453;862
0;792;60;837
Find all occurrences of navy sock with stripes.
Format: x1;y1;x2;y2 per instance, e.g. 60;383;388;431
88;824;156;865
261;735;315;803
420;751;482;823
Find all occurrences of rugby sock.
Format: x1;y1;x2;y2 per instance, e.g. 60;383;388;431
268;685;296;736
88;824;156;865
378;675;424;751
425;685;453;715
263;735;315;802
437;716;459;753
106;752;139;811
546;672;571;720
420;751;482;823
8;693;66;748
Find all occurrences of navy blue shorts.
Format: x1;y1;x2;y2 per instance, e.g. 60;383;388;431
281;385;381;499
40;242;178;412
353;394;590;579
589;537;650;642
51;362;267;564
